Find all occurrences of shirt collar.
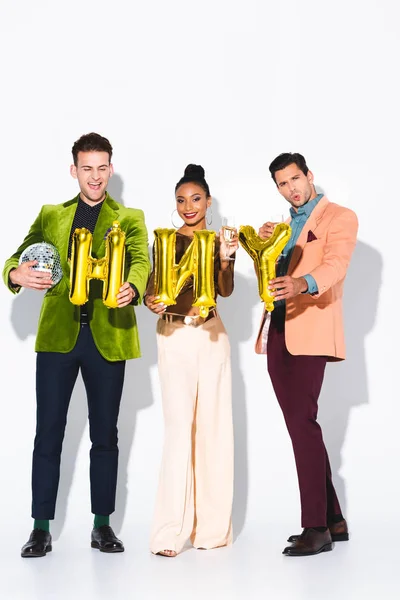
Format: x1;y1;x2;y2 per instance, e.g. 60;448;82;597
77;196;105;211
290;193;323;220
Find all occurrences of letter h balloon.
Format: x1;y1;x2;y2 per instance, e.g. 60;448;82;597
69;221;125;309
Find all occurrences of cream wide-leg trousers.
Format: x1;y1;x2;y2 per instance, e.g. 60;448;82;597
150;313;234;555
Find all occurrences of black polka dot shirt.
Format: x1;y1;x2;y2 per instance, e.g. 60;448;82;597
68;197;103;259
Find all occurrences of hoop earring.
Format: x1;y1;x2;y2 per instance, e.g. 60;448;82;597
171;209;182;229
206;207;213;226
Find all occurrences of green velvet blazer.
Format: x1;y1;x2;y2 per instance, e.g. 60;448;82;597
3;194;150;361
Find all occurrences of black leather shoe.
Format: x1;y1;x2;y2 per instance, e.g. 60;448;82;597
91;525;124;553
21;529;52;558
283;528;333;556
287;519;349;544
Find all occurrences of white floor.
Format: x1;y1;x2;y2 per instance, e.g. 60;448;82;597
1;520;398;600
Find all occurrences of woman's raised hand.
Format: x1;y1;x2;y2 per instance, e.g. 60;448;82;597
144;294;167;314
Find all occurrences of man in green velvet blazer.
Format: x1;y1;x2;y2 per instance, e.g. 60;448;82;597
4;192;149;361
3;133;150;558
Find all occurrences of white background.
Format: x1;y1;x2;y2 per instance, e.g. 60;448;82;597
0;1;398;599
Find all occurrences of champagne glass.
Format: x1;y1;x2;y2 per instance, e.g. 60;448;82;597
221;216;237;261
270;213;285;228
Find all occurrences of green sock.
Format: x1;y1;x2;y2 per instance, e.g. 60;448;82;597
34;519;50;532
94;514;109;528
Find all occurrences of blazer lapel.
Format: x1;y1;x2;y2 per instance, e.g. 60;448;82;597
287;196;329;276
57;196;79;274
91;193;120;258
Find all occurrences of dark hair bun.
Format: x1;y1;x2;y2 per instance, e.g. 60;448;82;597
184;164;205;179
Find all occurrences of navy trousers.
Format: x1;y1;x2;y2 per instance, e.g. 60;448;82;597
32;325;126;519
267;309;342;527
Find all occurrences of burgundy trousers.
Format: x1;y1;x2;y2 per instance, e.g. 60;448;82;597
267;310;342;527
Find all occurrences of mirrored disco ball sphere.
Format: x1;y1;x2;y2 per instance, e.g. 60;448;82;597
19;242;63;287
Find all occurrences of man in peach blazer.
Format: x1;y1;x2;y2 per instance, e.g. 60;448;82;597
257;153;358;557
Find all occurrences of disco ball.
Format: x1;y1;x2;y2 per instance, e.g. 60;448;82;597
19;242;63;287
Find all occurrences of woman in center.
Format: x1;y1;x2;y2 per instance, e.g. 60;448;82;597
145;164;238;557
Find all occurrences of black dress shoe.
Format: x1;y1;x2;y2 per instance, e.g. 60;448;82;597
283;528;333;556
287;519;349;544
21;529;52;558
91;525;124;553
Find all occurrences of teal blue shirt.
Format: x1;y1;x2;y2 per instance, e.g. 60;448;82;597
275;194;323;306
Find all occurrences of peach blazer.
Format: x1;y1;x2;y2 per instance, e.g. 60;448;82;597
255;197;358;360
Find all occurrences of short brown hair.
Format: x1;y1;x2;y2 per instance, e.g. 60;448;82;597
269;153;309;184
72;132;113;166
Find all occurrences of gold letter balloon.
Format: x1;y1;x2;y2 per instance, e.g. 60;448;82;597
69;221;126;309
153;228;216;318
239;223;292;312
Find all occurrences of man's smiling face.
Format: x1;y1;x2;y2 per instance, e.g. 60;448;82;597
70;151;113;205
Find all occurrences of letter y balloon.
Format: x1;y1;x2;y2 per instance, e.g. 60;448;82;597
239;223;291;312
